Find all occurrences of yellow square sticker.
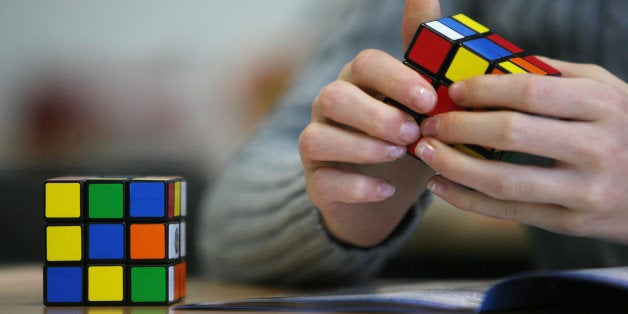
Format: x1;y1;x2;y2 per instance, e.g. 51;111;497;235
45;182;81;218
88;266;124;301
445;47;489;82
46;225;82;261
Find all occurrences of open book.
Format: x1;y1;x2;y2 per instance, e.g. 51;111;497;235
176;267;628;312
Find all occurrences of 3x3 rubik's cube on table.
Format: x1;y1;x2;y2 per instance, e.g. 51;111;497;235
43;176;187;306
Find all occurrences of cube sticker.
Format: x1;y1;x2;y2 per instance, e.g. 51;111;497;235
88;265;124;303
130;223;166;260
46;225;82;262
45;181;82;219
88;182;124;219
130;181;166;218
44;266;83;304
130;266;167;303
88;223;125;260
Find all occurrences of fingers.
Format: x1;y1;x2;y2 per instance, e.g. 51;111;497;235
448;73;615;121
426;176;578;236
339;49;436;114
401;0;441;50
419;111;588;164
301;48;436;214
414;138;578;207
302;49;438;170
432;64;627;168
307;167;396;206
314;80;421;145
428;175;628;244
416;56;628;243
299;121;407;167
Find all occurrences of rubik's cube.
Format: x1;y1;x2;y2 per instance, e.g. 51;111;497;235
43;176;187;306
389;13;560;163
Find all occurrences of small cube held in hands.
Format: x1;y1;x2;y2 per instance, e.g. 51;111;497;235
388;13;560;164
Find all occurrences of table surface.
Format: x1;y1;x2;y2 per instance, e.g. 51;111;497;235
10;264;602;314
1;264;300;314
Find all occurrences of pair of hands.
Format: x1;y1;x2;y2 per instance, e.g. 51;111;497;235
299;0;628;247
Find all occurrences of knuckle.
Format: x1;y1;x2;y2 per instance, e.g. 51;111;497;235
456;193;476;212
583;138;619;170
435;112;464;141
353;49;380;67
355;140;383;163
555;183;618;238
338;61;352;80
351;49;381;77
495;204;519;221
371;108;395;137
489;172;532;200
555;214;592;237
307;170;335;207
307;169;325;193
582;78;624;111
611;83;628;104
518;76;546;109
575;140;600;168
298;124;325;158
580;63;607;78
317;81;345;114
496;113;525;147
577;179;611;211
607;137;625;156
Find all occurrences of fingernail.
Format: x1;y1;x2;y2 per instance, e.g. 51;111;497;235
427;178;447;196
387;145;407;159
399;121;420;143
415;141;435;163
449;81;465;101
411;86;436;112
378;182;396;198
420;117;437;137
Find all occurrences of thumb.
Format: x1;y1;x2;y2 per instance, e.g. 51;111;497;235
402;0;441;50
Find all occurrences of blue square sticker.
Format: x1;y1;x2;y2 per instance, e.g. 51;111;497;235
88;224;125;260
46;266;83;303
129;182;165;218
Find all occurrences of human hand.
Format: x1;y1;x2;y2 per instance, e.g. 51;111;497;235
298;0;441;247
415;58;628;244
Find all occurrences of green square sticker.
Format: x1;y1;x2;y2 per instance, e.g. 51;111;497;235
130;266;166;302
88;183;124;218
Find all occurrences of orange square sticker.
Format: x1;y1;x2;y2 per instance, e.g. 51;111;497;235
130;224;165;260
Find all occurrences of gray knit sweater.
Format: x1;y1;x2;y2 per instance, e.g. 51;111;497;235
198;0;628;286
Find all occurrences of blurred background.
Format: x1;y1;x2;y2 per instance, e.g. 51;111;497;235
1;0;531;278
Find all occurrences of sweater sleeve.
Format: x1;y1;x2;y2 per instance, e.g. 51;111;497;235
196;0;431;287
